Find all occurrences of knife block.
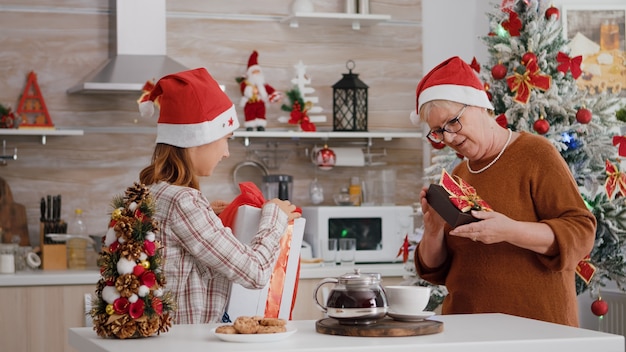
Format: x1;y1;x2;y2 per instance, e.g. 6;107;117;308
39;222;67;270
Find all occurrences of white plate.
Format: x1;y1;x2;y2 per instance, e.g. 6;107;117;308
211;326;297;343
387;311;435;322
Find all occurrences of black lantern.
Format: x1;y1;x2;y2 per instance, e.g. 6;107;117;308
332;60;368;131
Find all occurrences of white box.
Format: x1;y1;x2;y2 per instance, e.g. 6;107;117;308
227;205;305;320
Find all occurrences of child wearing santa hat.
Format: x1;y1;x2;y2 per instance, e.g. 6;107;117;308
411;56;595;327
137;67;300;324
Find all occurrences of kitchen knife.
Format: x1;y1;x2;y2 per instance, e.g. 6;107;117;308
46;195;52;221
40;197;46;222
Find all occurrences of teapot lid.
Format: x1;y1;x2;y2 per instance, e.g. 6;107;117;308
338;268;382;285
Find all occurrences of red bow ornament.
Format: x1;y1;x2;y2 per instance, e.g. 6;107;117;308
604;159;626;200
440;170;492;212
576;254;596;284
612;136;626;157
501;10;522;37
288;101;316;132
470;57;481;73
506;60;551;104
556;52;582;79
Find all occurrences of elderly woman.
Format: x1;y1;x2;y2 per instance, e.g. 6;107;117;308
412;56;596;327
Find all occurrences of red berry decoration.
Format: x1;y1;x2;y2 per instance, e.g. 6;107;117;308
491;63;508;80
591;297;609;317
545;6;559;20
522;52;537;66
576;108;592;124
533;118;550;135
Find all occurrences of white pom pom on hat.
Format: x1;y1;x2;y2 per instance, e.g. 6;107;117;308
137;67;240;148
413;56;494;121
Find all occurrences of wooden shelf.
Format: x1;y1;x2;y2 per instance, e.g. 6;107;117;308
233;129;421;141
0;128;84;144
282;12;391;30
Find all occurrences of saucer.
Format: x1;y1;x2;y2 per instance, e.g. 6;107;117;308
387;311;435;322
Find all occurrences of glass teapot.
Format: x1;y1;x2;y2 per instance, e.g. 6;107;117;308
314;268;388;324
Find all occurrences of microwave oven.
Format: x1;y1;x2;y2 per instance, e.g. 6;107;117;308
301;206;414;264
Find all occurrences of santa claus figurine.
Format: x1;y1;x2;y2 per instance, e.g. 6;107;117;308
237;51;282;131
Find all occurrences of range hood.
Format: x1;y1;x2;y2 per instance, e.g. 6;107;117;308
67;0;187;94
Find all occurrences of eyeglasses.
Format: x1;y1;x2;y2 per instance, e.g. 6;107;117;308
426;105;468;143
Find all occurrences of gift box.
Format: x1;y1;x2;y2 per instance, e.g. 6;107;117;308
227;205;305;320
425;170;491;228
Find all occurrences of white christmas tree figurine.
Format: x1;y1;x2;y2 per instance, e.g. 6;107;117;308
278;60;326;124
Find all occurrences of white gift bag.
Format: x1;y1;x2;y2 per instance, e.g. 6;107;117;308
227;205;305;320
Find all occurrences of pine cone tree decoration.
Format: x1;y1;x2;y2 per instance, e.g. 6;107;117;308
91;183;175;339
125;182;150;206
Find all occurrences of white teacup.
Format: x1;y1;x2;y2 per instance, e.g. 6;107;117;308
384;285;431;315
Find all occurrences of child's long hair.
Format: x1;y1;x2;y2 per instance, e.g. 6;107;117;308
139;144;199;190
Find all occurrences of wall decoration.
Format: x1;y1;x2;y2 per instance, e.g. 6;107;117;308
562;5;626;96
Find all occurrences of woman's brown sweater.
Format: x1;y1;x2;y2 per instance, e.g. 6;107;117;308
416;132;596;327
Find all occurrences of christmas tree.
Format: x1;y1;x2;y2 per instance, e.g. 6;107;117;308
90;183;176;339
425;0;625;309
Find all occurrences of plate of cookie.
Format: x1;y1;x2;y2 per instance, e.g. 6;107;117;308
212;316;297;343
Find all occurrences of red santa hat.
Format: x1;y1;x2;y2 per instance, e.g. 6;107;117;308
246;50;261;76
138;68;239;148
410;56;493;125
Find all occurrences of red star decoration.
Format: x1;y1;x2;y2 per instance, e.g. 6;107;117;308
228;117;234;126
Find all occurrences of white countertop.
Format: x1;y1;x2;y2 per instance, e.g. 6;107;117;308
0;263;407;287
68;313;624;352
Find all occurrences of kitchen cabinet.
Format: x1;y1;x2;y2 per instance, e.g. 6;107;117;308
0;264;408;352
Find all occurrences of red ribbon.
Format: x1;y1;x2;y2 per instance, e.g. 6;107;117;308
604;159;626;200
502;10;522;37
470;57;481;73
288;101;316;132
440;169;492;212
556;52;582;79
612;136;626;157
506;60;551;104
576;254;596;284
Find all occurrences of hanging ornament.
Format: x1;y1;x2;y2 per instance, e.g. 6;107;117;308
612;136;626;157
576;107;592;124
521;52;537;66
591;297;609;317
533;116;550;135
496;114;508;128
545;5;560;20
315;144;336;171
491;63;508;80
604;159;626;199
506;60;551;104
556;52;582;79
470;57;481;73
501;10;522;37
576;254;596;284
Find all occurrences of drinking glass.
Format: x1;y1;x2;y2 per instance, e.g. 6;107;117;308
322;239;337;266
339;238;357;266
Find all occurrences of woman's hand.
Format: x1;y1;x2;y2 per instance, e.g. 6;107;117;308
268;198;301;222
420;186;446;238
210;200;230;215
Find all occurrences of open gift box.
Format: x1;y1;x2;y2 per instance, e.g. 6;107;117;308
227;205;305;321
425;170;491;228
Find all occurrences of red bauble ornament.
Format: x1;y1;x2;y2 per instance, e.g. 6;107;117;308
591;298;609;317
315;144;336;170
533;118;550;135
545;6;559;20
429;139;446;150
522;52;537;66
576;108;592;124
491;63;508;80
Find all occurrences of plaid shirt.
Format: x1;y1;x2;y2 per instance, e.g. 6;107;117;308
149;182;288;324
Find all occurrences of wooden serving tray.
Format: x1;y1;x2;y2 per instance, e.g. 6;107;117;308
315;317;443;337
